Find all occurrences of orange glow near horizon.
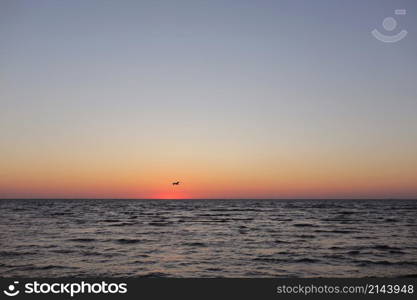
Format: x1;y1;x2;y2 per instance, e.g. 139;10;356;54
1;149;417;199
152;192;190;200
1;116;417;200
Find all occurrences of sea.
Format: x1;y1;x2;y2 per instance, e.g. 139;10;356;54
0;199;416;277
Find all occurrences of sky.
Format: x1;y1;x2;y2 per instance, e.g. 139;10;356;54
1;0;416;199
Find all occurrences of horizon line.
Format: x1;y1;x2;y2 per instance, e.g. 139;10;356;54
1;198;417;201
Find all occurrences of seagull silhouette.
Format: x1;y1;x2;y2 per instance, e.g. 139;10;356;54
172;181;180;186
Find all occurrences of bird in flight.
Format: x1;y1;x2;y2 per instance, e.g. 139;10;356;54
172;181;180;186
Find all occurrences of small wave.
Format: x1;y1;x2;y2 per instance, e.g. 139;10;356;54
184;242;207;247
321;218;344;222
372;245;401;251
81;251;108;256
385;218;399;223
338;211;355;215
197;213;232;217
108;222;136;227
0;251;37;257
211;208;261;212
315;229;356;234
329;230;356;234
115;238;141;244
16;265;78;271
297;234;315;239
51;249;76;254
323;254;344;259
274;239;291;244
339;220;355;224
294;258;320;263
38;265;77;270
205;267;222;272
11;208;27;212
211;219;228;223
390;249;405;254
253;257;288;263
16;244;53;249
68;238;96;243
354;260;417;266
148;222;172;226
134;254;150;258
50;212;71;216
102;219;120;223
138;272;170;278
293;223;317;227
253;257;320;264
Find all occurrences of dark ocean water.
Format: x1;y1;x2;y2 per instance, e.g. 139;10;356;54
0;199;416;278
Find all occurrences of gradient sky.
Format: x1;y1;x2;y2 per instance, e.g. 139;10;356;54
1;0;416;199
